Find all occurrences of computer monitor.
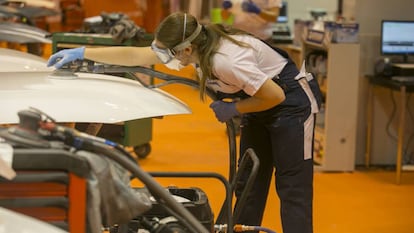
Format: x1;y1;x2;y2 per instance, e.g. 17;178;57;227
381;20;414;63
276;1;287;23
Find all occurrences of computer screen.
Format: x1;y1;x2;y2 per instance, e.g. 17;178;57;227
381;20;414;62
277;1;287;23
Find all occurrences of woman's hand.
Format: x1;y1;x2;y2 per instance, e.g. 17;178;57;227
47;47;85;69
210;100;240;123
222;0;233;9
241;1;261;14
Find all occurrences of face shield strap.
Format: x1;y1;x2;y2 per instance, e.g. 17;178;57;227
151;18;202;64
172;23;202;53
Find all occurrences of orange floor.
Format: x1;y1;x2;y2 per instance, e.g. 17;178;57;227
132;82;414;233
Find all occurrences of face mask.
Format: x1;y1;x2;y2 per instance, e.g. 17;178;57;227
164;58;186;71
151;41;175;64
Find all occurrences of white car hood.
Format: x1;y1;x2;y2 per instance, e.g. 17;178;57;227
0;207;68;233
0;48;191;124
1;71;191;124
0;48;54;72
0;22;52;44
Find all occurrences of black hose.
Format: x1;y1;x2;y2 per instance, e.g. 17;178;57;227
90;65;238;182
77;139;210;233
82;64;240;230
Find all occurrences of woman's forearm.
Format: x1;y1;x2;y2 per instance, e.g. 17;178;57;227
84;46;160;66
258;6;280;22
235;78;285;113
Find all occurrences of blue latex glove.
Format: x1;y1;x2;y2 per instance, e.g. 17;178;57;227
47;47;85;69
241;1;261;14
222;0;233;9
209;100;240;123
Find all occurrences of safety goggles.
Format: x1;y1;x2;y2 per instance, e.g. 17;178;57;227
151;13;203;64
151;41;175;64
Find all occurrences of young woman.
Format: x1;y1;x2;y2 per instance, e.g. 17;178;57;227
48;12;321;233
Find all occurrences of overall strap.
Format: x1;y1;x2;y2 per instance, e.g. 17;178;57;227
261;40;300;80
261;40;301;91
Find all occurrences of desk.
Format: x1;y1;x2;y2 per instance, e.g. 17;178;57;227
366;76;414;184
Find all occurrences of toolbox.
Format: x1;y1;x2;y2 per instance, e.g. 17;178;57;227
0;147;90;233
52;32;155;158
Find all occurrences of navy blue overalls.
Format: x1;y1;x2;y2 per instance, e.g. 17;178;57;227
229;44;322;233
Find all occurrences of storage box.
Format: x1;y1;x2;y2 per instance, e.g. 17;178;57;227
332;22;359;43
302;21;359;46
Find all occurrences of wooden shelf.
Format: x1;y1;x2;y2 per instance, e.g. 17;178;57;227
303;43;360;171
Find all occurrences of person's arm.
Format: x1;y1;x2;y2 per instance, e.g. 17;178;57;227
47;45;161;69
258;6;280;22
241;1;280;22
84;46;160;66
209;78;285;122
235;78;285;113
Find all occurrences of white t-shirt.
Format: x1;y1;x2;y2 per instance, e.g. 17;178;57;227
207;34;288;96
230;0;282;40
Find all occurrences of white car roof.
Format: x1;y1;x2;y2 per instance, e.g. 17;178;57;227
0;49;191;124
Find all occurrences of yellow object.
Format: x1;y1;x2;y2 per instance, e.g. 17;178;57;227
210;8;234;25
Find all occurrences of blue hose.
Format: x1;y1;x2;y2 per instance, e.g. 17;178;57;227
254;226;277;233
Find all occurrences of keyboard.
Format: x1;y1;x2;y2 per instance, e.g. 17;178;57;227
391;76;414;83
392;63;414;69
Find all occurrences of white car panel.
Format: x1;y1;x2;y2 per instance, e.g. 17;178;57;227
0;207;68;233
0;48;53;72
1;71;191;124
0;48;191;124
0;22;52;44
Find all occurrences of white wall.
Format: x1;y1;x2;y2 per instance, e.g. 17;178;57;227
351;0;414;165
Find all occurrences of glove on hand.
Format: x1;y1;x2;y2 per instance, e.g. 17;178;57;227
241;1;261;14
222;0;233;9
209;100;240;123
47;46;85;69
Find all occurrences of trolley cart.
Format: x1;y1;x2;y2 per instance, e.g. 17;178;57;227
75;119;152;158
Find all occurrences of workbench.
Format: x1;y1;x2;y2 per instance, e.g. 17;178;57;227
365;75;414;184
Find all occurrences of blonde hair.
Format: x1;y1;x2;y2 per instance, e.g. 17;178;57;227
155;12;250;100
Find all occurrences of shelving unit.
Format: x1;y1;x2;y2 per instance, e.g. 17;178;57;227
302;42;360;171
